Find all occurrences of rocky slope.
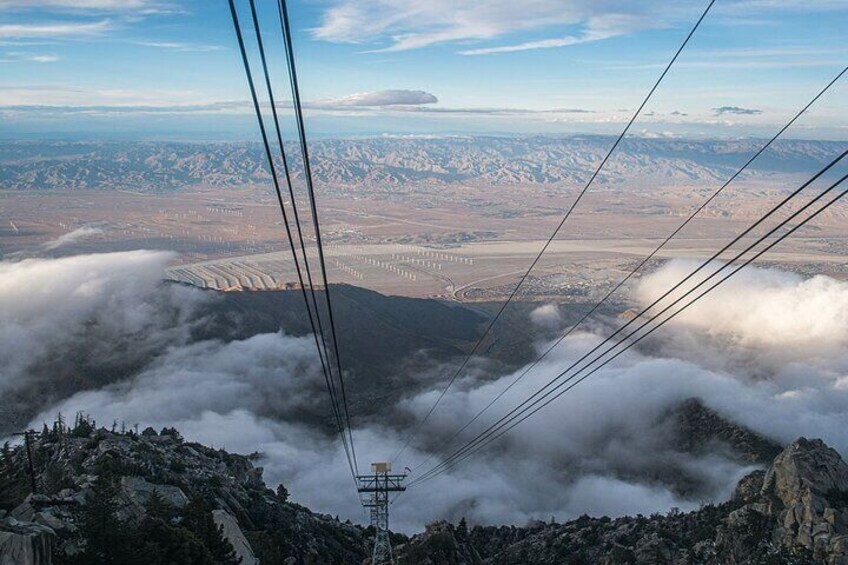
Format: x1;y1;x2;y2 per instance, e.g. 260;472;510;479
0;420;368;564
2;418;847;564
397;437;848;564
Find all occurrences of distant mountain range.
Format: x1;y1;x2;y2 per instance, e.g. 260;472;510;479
0;137;841;192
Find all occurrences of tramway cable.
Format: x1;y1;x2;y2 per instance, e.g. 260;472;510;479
410;160;848;486
411;65;848;473
393;0;718;465
278;0;359;473
227;0;356;478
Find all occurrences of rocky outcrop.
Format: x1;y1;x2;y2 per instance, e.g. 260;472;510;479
398;438;848;564
0;425;369;564
116;476;189;523
397;521;481;565
0;516;55;565
759;438;848;562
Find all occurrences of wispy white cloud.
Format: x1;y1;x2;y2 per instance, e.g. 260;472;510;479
0;0;165;9
0;87;441;114
313;0;698;53
0;51;60;63
0;19;112;38
134;41;224;53
599;45;848;71
0;91;596;120
0;84;210;107
28;53;58;62
461;13;657;55
41;226;103;250
721;0;848;14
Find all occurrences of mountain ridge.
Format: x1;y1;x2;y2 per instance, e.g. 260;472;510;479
2;416;847;564
1;137;840;192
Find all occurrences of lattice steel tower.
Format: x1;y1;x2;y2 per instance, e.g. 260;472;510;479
358;462;407;564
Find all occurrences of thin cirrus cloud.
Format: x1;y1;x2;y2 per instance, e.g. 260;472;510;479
0;19;112;38
0;52;59;63
460;13;656;56
311;0;696;53
0;0;161;8
0;84;217;109
134;41;225;53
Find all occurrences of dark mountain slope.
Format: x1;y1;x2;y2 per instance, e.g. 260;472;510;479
0;284;502;437
668;397;783;465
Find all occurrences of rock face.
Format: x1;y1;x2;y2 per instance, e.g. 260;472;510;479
116;476;189;523
396;438;848;565
213;509;259;565
0;517;54;565
760;438;848;562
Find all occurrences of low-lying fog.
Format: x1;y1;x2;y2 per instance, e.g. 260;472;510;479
2;250;847;532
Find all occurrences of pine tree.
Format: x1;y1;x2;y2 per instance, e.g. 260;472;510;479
275;484;289;503
71;413;95;438
0;442;12;479
457;517;468;538
75;475;129;565
145;489;177;522
55;413;66;438
160;427;184;443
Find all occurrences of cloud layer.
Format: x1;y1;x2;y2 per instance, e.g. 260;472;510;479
0;251;203;395
4;254;847;533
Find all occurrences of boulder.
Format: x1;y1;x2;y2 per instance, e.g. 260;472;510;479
116;476;188;523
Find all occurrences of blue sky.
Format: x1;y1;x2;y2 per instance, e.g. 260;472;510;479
0;0;846;140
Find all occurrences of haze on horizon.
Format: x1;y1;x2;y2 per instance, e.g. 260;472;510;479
0;0;846;140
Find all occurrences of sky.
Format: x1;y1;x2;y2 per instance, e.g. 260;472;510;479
0;0;846;140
